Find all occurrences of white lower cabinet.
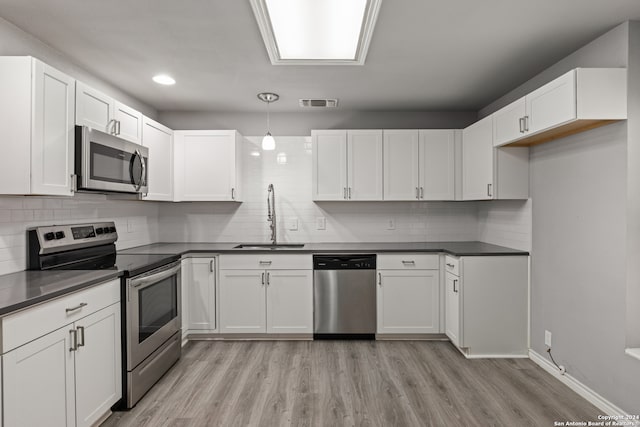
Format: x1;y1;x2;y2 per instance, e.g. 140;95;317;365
376;254;440;334
182;257;217;336
1;279;121;427
219;255;313;334
444;255;528;357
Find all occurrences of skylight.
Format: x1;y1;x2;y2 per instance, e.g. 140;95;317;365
250;0;382;65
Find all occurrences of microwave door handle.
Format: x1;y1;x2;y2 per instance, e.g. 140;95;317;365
140;151;147;187
132;150;145;191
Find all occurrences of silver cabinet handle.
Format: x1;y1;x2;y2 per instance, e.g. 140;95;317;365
107;119;117;135
519;117;525;133
116;120;121;135
416;187;419;199
231;188;235;200
420;187;424;199
524;115;529;132
487;183;493;198
259;260;272;265
267;272;270;285
261;272;265;285
66;302;87;313
453;279;458;293
402;260;415;265
210;260;214;272
77;326;85;348
446;263;454;268
348;187;352;199
70;174;77;193
378;272;382;286
69;329;78;352
343;187;347;200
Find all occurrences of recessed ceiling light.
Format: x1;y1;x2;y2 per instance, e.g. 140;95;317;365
152;74;176;85
250;0;381;65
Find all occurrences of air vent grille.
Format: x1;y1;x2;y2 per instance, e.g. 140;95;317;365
299;99;338;108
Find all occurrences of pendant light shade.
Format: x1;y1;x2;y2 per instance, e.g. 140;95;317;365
258;92;279;151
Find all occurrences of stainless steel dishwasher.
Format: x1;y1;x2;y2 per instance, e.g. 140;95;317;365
313;254;376;339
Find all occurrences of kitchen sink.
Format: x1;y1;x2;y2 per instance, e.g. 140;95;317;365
234;244;305;250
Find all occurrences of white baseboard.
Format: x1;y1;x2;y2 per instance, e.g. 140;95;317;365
529;350;637;424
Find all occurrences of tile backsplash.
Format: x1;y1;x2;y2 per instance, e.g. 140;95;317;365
0;136;532;275
0;193;159;275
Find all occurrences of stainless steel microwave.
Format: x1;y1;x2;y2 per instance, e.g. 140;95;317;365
75;125;148;194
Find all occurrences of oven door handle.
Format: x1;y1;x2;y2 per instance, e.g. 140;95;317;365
130;263;181;289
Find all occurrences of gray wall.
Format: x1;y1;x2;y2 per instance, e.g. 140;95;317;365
484;21;640;412
0;16;157;119
158;110;477;135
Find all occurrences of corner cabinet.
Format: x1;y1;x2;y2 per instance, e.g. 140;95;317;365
0;56;75;196
1;279;121;427
141;117;174;201
444;255;528;358
174;130;243;202
376;254;440;334
312;129;383;201
493;68;627;147
76;81;143;144
462;115;529;200
383;129;457;201
218;255;313;335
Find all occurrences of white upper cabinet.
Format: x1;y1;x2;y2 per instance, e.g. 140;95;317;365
419;130;456;200
462;115;529;201
347;130;384;200
493;68;627;147
0;57;75;196
141;117;173;201
383;130;457;201
174;130;243;202
76;81;143;144
312;129;382;201
383;130;420;200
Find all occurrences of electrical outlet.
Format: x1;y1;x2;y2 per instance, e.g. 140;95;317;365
287;217;299;231
316;217;326;230
387;219;396;230
545;330;552;347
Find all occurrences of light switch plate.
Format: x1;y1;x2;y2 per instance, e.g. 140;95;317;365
287;217;299;231
387;219;396;230
316;217;326;230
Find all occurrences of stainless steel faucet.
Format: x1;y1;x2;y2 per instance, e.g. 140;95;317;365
267;184;276;245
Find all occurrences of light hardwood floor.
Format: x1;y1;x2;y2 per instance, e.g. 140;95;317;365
102;340;600;427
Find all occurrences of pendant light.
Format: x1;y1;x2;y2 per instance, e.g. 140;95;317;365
258;92;279;150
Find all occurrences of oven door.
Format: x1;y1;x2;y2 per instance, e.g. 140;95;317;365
127;261;181;369
78;125;148;194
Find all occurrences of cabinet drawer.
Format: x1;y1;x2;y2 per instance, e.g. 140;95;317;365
1;279;120;353
377;254;439;270
219;254;312;270
444;256;460;276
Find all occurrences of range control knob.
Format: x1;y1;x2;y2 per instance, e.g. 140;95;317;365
96;228;104;235
44;232;55;241
55;231;65;240
109;226;116;233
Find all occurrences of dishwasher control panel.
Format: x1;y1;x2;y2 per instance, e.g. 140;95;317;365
313;255;376;270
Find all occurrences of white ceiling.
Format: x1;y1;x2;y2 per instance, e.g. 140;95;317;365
0;0;639;113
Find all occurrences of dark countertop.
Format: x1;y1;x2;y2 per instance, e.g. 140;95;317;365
0;270;121;316
119;241;529;257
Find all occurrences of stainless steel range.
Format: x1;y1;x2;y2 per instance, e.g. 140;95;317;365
28;221;181;409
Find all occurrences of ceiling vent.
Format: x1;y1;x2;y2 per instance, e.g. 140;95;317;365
299;99;339;108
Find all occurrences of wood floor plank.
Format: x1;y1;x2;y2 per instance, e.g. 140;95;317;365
102;341;600;427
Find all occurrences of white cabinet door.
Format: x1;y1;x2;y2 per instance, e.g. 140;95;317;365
187;258;216;331
377;270;439;334
462;115;493;200
493;97;526;147
3;327;75;427
347;130;383;200
445;272;460;347
312;130;347;200
114;101;143;144
31;60;75;196
418;130;455;200
74;304;122;427
526;70;576;134
174;130;239;201
266;270;313;334
383;130;420;200
142;117;173;201
219;270;266;333
75;81;115;134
